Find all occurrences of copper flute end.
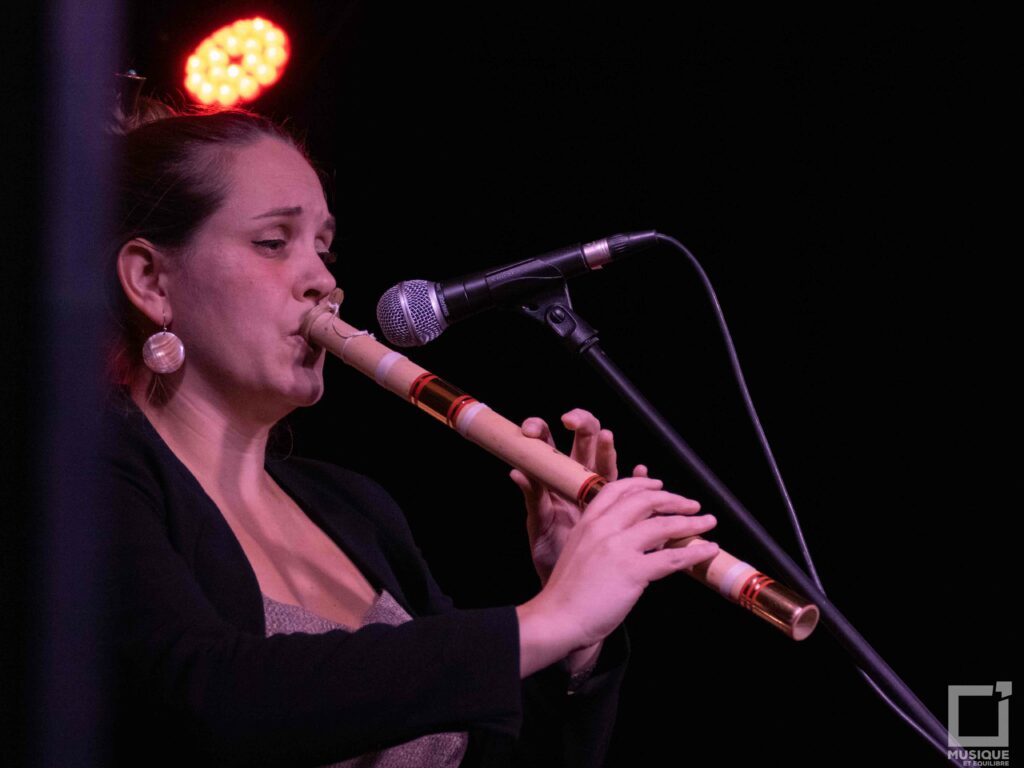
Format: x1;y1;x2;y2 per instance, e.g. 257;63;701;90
681;536;821;641
740;578;820;641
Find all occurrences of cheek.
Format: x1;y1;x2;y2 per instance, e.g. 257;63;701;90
174;289;258;361
190;270;262;322
170;262;294;369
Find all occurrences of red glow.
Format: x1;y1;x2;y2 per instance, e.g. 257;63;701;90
184;17;290;106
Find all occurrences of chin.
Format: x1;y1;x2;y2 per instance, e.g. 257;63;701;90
296;388;325;408
281;369;326;408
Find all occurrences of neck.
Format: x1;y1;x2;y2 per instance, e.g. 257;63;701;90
130;373;283;504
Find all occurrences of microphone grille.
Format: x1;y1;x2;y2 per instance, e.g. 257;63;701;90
376;280;446;347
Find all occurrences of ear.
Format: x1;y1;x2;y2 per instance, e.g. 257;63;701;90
116;238;174;326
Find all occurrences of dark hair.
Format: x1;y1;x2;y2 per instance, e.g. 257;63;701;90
107;92;332;388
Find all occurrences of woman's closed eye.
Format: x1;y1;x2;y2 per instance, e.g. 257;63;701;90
253;238;287;254
253;239;336;264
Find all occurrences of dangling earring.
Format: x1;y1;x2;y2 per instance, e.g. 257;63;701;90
142;316;185;374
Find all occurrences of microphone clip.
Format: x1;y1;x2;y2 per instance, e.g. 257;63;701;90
511;280;601;356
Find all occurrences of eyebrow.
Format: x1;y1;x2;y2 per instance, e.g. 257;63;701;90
252;206;336;235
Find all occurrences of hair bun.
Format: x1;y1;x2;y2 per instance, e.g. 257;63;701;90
109;71;179;135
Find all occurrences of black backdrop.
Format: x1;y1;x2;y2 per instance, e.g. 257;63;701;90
5;4;1013;767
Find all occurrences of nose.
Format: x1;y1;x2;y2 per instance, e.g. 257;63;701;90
298;247;337;303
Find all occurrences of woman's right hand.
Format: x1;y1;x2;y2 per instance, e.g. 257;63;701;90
515;476;719;677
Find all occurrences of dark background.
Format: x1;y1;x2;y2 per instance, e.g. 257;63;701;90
4;3;1013;766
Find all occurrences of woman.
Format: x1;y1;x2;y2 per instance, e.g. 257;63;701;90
100;97;720;767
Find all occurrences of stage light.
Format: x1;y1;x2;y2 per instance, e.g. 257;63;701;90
184;16;290;107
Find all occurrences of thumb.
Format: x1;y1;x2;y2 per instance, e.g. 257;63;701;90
510;468;543;514
510;468;537;497
509;468;527;491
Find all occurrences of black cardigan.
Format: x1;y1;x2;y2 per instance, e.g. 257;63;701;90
98;395;629;767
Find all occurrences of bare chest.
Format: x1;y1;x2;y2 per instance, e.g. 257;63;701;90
216;494;379;629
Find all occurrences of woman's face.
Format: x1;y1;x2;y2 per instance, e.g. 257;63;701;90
165;136;337;421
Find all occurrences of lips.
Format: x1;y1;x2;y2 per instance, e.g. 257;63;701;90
290;333;322;354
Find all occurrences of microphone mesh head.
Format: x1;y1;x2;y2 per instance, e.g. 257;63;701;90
376;280;446;347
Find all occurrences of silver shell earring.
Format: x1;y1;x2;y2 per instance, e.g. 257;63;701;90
142;316;185;374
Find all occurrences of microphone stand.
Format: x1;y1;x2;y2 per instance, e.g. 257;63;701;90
511;279;959;765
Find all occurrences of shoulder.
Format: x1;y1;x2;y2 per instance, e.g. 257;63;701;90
98;388;172;508
98;390;240;529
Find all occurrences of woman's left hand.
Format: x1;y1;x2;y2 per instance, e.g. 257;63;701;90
510;407;649;587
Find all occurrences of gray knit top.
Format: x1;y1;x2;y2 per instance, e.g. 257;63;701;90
262;589;469;767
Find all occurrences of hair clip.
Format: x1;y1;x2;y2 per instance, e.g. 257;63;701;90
114;69;147;118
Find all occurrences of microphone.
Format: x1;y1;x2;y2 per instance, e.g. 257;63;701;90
376;230;659;347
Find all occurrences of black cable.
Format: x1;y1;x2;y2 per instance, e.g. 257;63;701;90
654;232;964;766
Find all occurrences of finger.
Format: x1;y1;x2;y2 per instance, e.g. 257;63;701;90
594;429;618;482
509;466;528;491
521;417;557;449
586;476;663;515
640;540;720;583
562;408;601;470
631;464;649;478
626;513;717;553
589;484;701;528
609;472;672;503
510;467;541;498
